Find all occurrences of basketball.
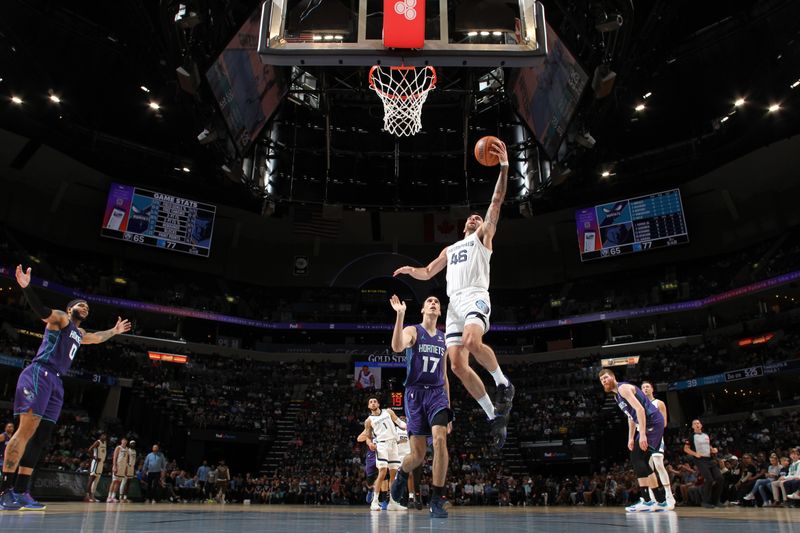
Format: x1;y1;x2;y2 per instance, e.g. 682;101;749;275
474;136;501;167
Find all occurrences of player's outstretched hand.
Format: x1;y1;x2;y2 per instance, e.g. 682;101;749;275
113;317;132;335
389;294;407;313
393;266;414;277
15;265;32;289
489;139;508;165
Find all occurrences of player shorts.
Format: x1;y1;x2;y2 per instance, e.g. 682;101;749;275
397;439;411;459
125;466;135;478
113;464;127;480
630;422;665;477
14;363;64;422
375;440;400;469
405;386;452;436
445;288;491;347
90;459;104;476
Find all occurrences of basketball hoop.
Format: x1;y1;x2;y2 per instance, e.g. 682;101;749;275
368;65;437;137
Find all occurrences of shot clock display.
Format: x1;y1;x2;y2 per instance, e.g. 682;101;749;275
576;189;689;262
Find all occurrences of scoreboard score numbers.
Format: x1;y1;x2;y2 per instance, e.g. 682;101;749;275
101;183;215;257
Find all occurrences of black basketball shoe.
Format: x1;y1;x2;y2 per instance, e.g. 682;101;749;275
493;381;515;418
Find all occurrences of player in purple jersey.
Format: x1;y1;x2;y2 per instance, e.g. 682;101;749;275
356;432;379;506
0;423;14;469
388;295;452;518
599;368;668;513
1;265;130;511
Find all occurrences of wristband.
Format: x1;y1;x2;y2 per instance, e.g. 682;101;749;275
499;162;509;167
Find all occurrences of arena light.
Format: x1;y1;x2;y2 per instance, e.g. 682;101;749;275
734;98;745;107
767;103;781;113
601;170;611;177
48;94;61;103
182;166;191;173
334;35;344;40
467;31;478;37
148;101;160;110
480;31;490;36
140;85;150;93
11;96;23;105
643;91;652;99
792;79;800;89
634;103;645;112
720;116;729;123
492;31;502;36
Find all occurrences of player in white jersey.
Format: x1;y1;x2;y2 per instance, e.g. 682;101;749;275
362;398;407;511
85;433;107;502
107;437;129;503
121;440;136;502
355;365;376;389
641;381;675;509
394;139;514;448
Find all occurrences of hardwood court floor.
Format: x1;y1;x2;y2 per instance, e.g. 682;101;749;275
0;503;796;532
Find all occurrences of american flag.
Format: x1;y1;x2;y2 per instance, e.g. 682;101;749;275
292;206;341;239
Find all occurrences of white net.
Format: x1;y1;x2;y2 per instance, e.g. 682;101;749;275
368;65;437;137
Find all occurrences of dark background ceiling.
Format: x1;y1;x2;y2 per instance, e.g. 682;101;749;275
1;0;798;216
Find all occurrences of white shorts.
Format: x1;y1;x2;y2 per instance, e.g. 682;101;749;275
445;288;491;347
375;440;400;470
112;465;127;480
397;439;411;459
90;459;104;476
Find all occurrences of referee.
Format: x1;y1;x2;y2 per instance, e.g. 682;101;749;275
683;419;723;508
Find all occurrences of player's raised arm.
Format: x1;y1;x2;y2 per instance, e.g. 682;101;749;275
81;316;132;345
478;140;509;245
390;295;418;353
15;265;68;328
393;248;448;280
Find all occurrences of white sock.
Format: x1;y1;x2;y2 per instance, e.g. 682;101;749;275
489;367;509;387
477;394;496;419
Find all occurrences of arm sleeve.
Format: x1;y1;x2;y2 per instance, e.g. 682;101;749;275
21;286;52;319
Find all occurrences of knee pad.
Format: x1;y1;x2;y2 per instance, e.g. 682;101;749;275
20;420;56;469
630;448;654;479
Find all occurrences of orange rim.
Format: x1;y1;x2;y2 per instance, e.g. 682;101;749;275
368;65;437;100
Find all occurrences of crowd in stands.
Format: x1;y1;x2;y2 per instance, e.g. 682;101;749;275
3;225;800;332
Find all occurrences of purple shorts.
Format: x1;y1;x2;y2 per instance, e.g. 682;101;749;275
405;386;451;436
14;364;63;422
637;423;665;453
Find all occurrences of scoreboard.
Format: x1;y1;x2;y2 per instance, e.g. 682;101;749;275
576;189;689;262
101;183;215;257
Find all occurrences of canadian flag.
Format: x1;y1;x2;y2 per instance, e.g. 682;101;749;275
423;213;464;243
384;0;425;48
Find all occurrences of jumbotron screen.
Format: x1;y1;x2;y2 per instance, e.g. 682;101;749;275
575;189;689;262
100;183;216;257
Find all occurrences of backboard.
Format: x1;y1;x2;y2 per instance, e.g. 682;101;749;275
258;0;547;67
